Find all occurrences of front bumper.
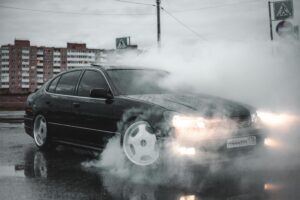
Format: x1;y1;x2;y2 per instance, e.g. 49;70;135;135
164;127;267;164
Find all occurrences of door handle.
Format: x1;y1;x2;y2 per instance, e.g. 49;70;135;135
73;102;80;108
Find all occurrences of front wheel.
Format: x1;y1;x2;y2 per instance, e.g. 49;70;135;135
122;121;160;166
33;114;50;149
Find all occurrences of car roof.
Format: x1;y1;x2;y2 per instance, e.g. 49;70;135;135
90;64;169;73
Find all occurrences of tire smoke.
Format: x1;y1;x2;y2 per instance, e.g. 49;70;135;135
83;38;300;186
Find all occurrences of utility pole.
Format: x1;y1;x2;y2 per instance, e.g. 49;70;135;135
156;0;161;46
268;1;273;41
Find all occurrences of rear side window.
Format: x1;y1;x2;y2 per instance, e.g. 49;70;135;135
77;70;108;97
55;71;81;95
48;76;60;93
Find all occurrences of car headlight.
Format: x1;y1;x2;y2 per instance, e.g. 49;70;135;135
172;115;206;129
251;112;258;124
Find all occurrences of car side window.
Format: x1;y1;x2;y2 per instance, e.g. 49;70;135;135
77;70;108;97
55;70;81;95
47;76;60;93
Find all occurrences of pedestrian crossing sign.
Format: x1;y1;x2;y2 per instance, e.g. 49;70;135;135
274;1;293;20
116;37;128;49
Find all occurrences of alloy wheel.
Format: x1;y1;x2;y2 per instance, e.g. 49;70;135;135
33;115;48;147
123;121;159;166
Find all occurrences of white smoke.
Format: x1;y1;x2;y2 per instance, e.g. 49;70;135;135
82;37;300;186
81;0;300;184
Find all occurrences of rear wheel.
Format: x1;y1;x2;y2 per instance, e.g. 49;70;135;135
33;114;50;149
122;121;159;166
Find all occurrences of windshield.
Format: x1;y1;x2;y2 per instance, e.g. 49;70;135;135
107;69;169;95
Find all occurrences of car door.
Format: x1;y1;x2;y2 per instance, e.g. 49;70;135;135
45;70;83;141
71;69;120;148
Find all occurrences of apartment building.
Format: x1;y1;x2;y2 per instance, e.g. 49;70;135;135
0;40;101;94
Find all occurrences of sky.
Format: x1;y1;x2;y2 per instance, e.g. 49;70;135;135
1;0;299;111
0;0;299;49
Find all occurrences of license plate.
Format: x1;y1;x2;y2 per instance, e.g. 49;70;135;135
227;136;256;149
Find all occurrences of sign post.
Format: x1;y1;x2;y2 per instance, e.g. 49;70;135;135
268;0;296;40
294;26;299;39
268;1;274;40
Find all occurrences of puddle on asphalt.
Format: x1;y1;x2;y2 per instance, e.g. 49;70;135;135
0;123;24;129
0;164;25;178
0;146;298;200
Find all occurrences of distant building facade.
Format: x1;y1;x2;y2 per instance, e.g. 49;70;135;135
0;39;141;94
0;40;102;94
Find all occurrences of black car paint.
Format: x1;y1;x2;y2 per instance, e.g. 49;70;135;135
24;68;167;149
24;67;264;153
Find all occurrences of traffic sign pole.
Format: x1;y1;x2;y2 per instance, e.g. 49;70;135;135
268;1;274;41
156;0;161;47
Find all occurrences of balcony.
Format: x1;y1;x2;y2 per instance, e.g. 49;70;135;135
37;68;44;72
22;61;29;65
1;50;9;54
21;84;29;88
37;57;44;61
22;79;29;83
37;79;44;83
37;74;43;78
1;71;9;75
53;68;60;73
1;78;9;82
1;67;9;71
0;85;9;88
67;63;91;68
22;72;29;77
1;61;9;65
22;55;30;59
22;67;29;71
1;55;9;59
37;62;43;67
22;49;29;54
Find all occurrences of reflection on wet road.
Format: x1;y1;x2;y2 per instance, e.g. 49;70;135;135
1;123;300;200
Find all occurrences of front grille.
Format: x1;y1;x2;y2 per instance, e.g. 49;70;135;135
232;115;252;128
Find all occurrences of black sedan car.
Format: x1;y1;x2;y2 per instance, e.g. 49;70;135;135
24;65;265;166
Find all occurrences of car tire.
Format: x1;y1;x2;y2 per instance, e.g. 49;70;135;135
33;114;51;149
121;120;160;167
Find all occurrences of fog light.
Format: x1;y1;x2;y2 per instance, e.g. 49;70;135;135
264;183;281;191
264;138;282;148
179;195;196;200
177;147;196;156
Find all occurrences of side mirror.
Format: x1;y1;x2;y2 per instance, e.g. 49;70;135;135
90;88;113;99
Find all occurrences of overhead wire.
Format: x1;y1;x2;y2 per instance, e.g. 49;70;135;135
0;0;262;41
114;0;155;7
0;4;155;16
169;0;263;13
0;0;263;16
161;7;207;40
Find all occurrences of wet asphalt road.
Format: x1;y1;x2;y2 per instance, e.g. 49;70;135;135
1;122;300;200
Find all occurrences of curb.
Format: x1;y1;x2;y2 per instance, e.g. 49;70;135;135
0;116;24;123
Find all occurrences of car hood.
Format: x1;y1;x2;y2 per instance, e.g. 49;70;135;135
124;93;253;118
